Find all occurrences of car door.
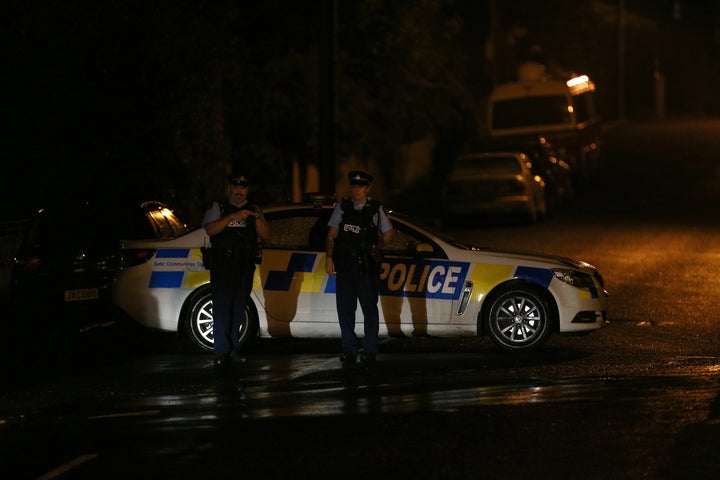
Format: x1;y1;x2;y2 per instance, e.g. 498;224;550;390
257;208;338;336
378;218;462;336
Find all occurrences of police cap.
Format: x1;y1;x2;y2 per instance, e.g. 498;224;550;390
348;170;373;186
227;169;249;187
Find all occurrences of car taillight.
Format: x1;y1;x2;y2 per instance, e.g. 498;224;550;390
120;249;157;268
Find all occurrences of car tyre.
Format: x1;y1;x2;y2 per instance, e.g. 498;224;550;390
180;285;259;353
484;286;552;351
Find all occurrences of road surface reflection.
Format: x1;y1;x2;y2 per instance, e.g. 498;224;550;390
112;353;720;423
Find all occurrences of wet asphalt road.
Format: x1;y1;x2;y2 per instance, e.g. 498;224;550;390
1;332;719;479
2;118;720;479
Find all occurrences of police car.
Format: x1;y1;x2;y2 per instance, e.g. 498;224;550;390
112;203;608;352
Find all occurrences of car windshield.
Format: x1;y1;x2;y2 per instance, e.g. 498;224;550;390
143;205;187;239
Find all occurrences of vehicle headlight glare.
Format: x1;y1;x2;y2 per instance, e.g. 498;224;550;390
552;268;594;288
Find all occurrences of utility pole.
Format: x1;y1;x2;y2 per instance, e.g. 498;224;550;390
618;0;626;119
488;0;499;87
319;0;336;195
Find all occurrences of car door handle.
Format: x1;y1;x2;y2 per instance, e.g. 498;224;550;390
457;281;473;315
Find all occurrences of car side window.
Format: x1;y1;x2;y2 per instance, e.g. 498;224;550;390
382;228;411;255
264;217;312;250
383;226;437;258
262;208;444;257
263;209;331;252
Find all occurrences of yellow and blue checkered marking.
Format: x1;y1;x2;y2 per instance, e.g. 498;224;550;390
148;249;205;288
264;253;318;291
146;248;597;300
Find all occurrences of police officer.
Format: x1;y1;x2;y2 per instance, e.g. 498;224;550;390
325;170;395;364
203;170;269;367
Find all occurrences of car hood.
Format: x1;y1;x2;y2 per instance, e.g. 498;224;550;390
463;245;600;272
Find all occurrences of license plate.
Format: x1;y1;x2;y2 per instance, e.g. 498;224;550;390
64;288;99;302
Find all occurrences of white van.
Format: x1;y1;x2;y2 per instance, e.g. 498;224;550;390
486;75;603;179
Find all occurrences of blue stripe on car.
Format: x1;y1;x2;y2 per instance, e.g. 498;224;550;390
149;271;184;288
514;266;554;287
156;249;190;258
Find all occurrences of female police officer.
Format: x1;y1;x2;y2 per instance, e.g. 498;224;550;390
325;171;394;364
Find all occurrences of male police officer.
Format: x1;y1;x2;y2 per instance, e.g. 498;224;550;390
203;170;269;367
325;171;395;364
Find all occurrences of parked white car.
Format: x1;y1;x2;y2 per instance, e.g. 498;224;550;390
113;204;608;352
441;151;548;225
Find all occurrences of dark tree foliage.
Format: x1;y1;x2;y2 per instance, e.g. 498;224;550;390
135;0;479;221
340;0;447;147
335;0;476;180
134;1;322;221
4;0;482;222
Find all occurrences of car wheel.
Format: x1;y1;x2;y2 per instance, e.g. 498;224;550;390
181;285;259;353
485;287;552;350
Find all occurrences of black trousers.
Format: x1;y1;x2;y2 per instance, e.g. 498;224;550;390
210;259;255;356
335;256;380;354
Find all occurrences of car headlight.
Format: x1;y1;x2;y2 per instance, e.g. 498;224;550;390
552;268;596;289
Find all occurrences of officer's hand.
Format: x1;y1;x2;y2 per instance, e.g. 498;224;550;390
232;209;254;221
325;258;335;275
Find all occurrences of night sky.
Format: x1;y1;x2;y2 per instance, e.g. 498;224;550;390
3;0;719;221
3;1;205;220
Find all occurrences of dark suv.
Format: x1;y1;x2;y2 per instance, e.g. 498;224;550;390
10;199;187;327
